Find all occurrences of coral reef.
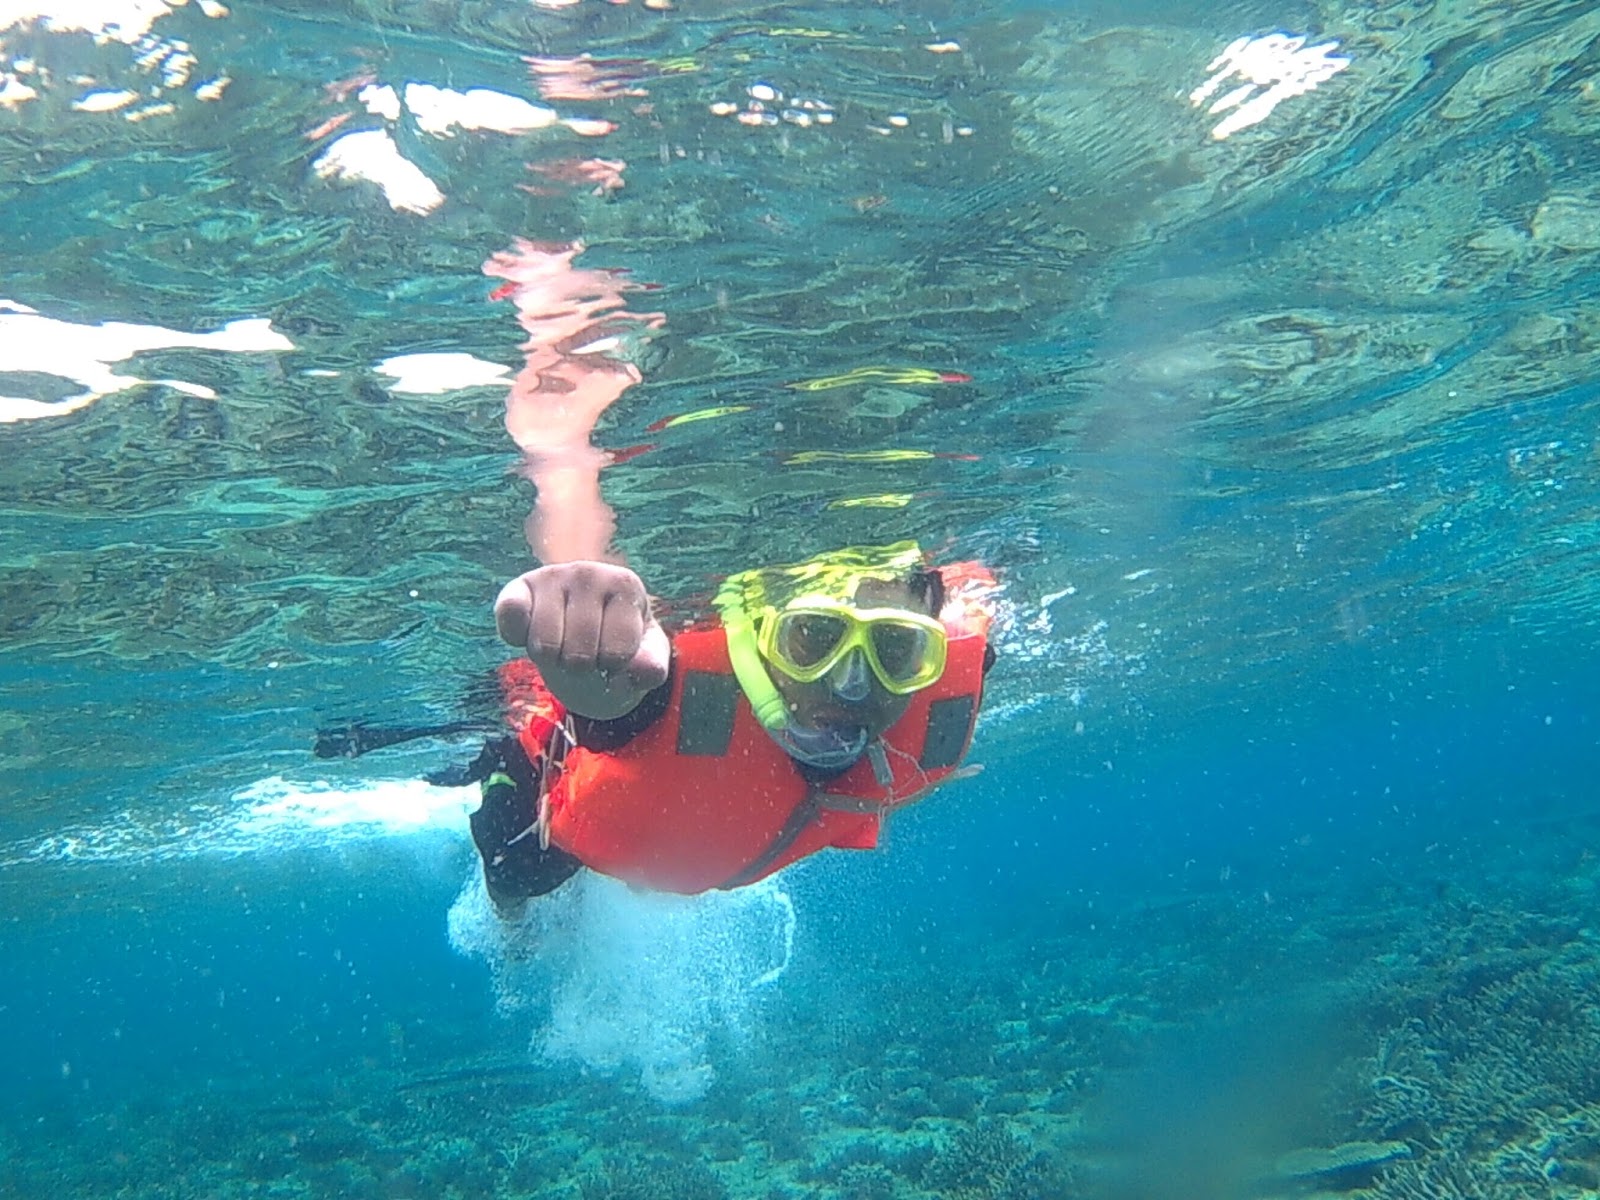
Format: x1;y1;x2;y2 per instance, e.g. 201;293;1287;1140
920;1119;1068;1200
579;1150;729;1200
837;1161;897;1200
14;849;1600;1200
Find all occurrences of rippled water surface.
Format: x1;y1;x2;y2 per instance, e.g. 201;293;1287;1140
7;0;1597;830
5;1;1600;1198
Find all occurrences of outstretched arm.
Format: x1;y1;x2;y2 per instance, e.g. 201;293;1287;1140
494;560;671;719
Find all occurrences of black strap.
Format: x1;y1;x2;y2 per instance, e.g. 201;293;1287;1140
676;670;740;756
718;790;823;890
314;719;494;763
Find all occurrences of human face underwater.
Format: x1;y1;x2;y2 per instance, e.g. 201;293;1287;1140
762;578;945;768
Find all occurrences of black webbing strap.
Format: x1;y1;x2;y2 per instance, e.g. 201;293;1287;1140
717;790;823;890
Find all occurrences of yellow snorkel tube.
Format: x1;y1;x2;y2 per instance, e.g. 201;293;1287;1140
714;542;928;732
721;602;790;731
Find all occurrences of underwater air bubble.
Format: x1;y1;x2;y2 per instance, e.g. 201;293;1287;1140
447;869;795;1104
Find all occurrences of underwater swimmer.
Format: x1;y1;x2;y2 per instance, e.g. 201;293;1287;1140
465;543;996;909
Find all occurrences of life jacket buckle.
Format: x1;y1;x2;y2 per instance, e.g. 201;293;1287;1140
866;739;893;786
534;714;578;850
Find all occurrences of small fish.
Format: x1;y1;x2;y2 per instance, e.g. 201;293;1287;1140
302;111;353;141
784;449;980;466
764;27;855;39
605;442;656;466
787;449;934;465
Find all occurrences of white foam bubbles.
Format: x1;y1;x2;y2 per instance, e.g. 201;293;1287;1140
447;869;795;1105
227;775;472;847
0;776;472;866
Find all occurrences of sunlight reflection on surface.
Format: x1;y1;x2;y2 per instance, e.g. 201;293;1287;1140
0;300;292;422
1189;32;1352;140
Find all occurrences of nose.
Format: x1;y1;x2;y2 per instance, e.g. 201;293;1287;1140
828;649;871;702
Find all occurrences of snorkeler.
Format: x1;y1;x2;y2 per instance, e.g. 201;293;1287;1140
437;242;996;905
464;542;997;909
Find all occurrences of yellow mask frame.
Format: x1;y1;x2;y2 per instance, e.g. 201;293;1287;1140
715;542;937;731
755;597;947;695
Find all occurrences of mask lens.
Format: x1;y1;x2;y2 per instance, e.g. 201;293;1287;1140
776;611;850;670
870;621;932;683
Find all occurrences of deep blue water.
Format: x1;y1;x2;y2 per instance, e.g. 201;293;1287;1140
10;630;1598;1187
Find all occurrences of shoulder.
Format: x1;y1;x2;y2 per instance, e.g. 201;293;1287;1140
570;656;677;751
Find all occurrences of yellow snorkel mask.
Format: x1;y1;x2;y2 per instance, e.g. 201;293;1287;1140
715;543;947;731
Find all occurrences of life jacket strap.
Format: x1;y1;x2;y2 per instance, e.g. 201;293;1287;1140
717;790;823;890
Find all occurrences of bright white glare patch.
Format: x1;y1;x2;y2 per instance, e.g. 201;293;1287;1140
3;4;232;116
1;0;176;44
398;82;613;138
71;87;138;111
125;99;175;121
0;300;293;423
358;81;401;122
376;351;513;394
316;80;617;210
0;73;38;106
404;82;561;136
312;128;445;214
1189;33;1350;141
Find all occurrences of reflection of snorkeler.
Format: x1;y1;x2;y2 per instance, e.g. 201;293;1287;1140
466;545;997;909
485;237;663;565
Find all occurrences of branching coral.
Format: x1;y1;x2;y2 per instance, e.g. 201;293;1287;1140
1341;903;1600;1199
921;1118;1066;1200
837;1161;897;1200
579;1150;728;1200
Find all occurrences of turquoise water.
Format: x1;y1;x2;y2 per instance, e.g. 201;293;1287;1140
5;0;1600;1196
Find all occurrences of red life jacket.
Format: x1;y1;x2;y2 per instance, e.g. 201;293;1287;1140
500;579;992;895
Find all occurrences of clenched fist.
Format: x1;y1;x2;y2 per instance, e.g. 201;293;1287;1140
494;561;671;719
